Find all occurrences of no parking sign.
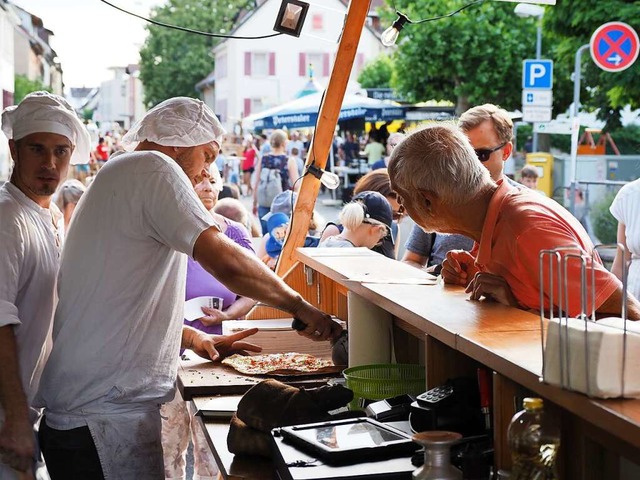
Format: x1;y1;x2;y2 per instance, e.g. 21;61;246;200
590;22;639;72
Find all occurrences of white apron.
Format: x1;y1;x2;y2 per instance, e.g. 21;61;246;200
85;407;164;480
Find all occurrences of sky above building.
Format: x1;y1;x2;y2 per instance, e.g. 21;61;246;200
12;0;166;90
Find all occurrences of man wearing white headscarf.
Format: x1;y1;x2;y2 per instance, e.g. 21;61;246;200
34;97;342;479
0;91;90;478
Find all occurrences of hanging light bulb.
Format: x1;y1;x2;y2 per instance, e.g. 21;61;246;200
306;164;341;190
381;12;410;47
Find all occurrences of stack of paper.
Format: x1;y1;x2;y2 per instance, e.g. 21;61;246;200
543;317;640;398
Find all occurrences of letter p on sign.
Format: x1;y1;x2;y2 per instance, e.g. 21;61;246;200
522;59;553;90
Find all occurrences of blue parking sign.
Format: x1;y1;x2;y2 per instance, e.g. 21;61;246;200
522;59;553;89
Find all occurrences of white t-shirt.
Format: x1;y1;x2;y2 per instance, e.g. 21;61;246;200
35;150;215;425
0;183;62;409
610;178;640;300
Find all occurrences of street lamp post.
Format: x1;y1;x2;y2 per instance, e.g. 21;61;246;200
515;3;545;152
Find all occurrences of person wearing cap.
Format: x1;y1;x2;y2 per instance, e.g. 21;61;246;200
388;123;640;320
33;97;341;479
320;170;401;259
0;91;90;477
256;191;322;268
319;191;393;250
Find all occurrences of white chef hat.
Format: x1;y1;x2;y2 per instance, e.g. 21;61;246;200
121;97;225;151
1;91;91;165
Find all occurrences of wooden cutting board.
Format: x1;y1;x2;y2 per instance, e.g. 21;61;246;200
178;354;344;400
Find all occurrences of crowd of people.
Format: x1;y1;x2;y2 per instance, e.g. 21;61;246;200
1;91;639;480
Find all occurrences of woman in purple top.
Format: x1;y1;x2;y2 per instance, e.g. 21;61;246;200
162;166;257;479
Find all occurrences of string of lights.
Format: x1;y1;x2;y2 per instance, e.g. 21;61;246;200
382;0;487;46
99;0;284;40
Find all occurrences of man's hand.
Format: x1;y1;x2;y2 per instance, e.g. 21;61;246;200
0;414;34;473
466;272;520;308
442;250;479;286
190;328;262;361
199;306;228;326
292;303;343;342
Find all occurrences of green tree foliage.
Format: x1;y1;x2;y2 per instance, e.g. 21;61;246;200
591;190;619;244
387;1;534;113
544;2;640;130
139;0;253;108
13;75;51;104
358;54;395;88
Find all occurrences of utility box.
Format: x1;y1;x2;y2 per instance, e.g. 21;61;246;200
525;152;554;197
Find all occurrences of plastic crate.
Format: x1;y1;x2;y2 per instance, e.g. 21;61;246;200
343;364;425;409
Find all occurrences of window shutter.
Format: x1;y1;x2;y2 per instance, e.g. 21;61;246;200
322;53;330;76
244;98;251;116
244;52;252;76
299;53;306;76
269;52;276;76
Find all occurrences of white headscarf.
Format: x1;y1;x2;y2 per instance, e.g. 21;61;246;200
1;91;91;165
121;97;226;151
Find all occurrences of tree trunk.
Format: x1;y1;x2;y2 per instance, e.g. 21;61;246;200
456;94;470;116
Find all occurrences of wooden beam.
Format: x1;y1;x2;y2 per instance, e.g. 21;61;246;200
275;0;371;277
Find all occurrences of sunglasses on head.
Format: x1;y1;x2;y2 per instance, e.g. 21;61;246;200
474;142;506;162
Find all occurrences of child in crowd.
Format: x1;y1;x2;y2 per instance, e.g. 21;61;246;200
319;191;392;250
520;165;545;195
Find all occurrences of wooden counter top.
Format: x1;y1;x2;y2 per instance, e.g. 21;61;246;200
295;247;640;454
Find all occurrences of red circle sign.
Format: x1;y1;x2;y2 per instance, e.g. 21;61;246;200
590;22;639;72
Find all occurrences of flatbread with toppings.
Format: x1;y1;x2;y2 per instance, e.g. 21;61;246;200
222;352;334;376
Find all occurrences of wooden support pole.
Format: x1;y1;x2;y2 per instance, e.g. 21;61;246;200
275;0;371;278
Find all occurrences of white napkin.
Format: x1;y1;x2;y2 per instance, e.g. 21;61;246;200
543;317;640;398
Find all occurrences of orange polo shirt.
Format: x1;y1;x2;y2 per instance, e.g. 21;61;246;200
475;180;620;317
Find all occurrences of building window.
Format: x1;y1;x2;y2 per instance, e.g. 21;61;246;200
244;52;276;76
243;97;263;116
312;13;323;31
216;99;227;123
216;54;227;79
300;52;330;77
253;53;268;76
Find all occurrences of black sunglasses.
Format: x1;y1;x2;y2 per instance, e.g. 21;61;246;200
475;142;506;162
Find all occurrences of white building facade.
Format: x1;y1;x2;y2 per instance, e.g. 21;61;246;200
210;0;384;132
0;0;17;179
93;65;145;132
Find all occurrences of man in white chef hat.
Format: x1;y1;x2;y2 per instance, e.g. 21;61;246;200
0;91;90;478
35;97;342;479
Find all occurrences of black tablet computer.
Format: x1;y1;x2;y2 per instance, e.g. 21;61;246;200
276;417;418;465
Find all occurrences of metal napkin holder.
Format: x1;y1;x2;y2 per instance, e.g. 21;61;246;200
539;244;638;399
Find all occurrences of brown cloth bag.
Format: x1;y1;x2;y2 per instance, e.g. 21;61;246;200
227;379;354;457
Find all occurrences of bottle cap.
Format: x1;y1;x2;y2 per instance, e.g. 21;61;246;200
523;397;543;410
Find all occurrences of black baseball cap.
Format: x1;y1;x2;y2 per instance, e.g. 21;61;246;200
352;191;393;228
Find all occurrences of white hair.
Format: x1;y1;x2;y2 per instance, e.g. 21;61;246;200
388;123;491;207
339;202;366;232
